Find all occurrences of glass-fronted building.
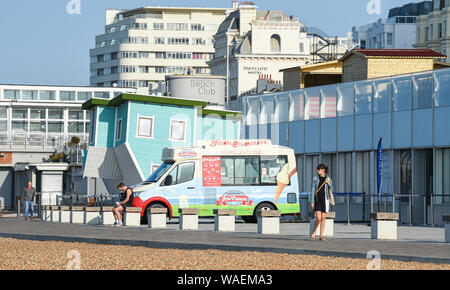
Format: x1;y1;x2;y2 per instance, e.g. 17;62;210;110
242;67;450;225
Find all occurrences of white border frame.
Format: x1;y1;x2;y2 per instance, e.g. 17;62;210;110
135;114;155;139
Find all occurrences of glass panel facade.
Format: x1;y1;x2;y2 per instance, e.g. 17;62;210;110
304;87;320;120
433;69;450;107
94;92;110;99
12;108;27;119
355;81;372;115
413;73;433;109
68;122;84;133
320;85;337;118
289;90;304;121
68;110;83;120
0;107;7;118
373;79;391;113
337;84;354;117
30;121;46;132
48;122;63;133
77;92;92;101
246;98;260;126
275;93;289;122
392;76;412;111
260;96;274;124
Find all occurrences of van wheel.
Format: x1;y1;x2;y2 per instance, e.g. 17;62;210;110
142;202;168;224
242;202;277;223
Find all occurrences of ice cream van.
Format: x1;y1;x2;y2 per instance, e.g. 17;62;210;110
131;139;299;223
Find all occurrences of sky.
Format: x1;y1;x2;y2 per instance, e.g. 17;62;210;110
0;0;429;86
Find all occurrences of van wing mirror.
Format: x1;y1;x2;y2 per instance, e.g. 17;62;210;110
164;175;173;186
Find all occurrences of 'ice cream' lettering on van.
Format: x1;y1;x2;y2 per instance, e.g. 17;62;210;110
209;140;269;148
217;190;253;206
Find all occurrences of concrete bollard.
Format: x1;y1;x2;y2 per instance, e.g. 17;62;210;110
51;206;61;222
370;212;399;240
213;209;236;232
84;207;101;225
443;215;450;243
124;207;142;227
60;206;71;223
71;206;85;224
309;211;336;237
101;206;116;226
147;208;168;229
257;210;281;235
179;208;200;230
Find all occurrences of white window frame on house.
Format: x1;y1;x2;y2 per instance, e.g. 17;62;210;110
116;118;123;141
169;118;186;142
136;115;154;139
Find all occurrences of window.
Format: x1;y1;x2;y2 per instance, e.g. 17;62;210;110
68;122;84;133
40;90;56;101
167;23;188;31
12;121;27;132
30;108;46;119
0;107;7;118
69;110;83;120
30;121;46;132
162;162;195;186
260;156;288;185
155;66;165;73
154;37;165;44
89;109;96;144
94;92;110;99
153;23;164;30
155;52;166;59
137;116;153;138
360;40;366;49
270;34;281;52
116;118;122;140
169;119;186;141
77;92;92;101
191;24;204;31
22;90;38;100
48;122;63;133
220;156;260;185
4;89;20;100
48;109;63;120
386;33;393;46
168;37;189;45
12;108;28;119
60;91;76;101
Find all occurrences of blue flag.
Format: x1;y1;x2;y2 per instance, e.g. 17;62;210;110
377;138;383;199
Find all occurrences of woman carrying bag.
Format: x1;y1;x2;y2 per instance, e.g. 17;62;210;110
309;163;335;241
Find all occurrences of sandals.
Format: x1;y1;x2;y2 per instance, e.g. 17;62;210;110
319;237;326;241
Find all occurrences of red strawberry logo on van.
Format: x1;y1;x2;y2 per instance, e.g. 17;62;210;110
217;190;253;206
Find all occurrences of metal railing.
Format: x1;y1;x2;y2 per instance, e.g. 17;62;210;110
0;133;88;150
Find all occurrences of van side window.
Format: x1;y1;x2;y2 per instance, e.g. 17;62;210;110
162;162;195;186
220;157;260;185
260;155;288;185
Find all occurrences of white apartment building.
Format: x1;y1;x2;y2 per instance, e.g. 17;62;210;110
415;0;450;62
90;6;229;94
208;1;310;102
353;1;433;50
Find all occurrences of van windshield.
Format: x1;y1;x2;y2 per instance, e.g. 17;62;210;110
144;162;174;183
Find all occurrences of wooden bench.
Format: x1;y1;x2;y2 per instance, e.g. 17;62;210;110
443;215;450;243
147;208;168;229
257;210;281;235
179;208;200;230
213;209;236;232
60;206;71;223
370;212;399;240
84;207;101;225
309;211;336;237
124;207;142;227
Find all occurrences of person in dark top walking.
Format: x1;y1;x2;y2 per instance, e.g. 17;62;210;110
309;164;335;241
22;181;37;220
113;183;134;227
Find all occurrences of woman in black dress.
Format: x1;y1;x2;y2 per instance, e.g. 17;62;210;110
113;182;134;227
309;164;334;241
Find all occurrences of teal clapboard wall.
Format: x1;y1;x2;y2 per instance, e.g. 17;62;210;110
127;101;195;178
96;106;116;148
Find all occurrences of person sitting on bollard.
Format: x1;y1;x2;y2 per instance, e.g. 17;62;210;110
22;181;37;220
309;164;335;241
113;183;134;227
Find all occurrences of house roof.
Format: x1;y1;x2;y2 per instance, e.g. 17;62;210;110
82;93;242;118
339;49;447;62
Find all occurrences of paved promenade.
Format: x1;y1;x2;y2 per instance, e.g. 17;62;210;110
0;217;448;264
